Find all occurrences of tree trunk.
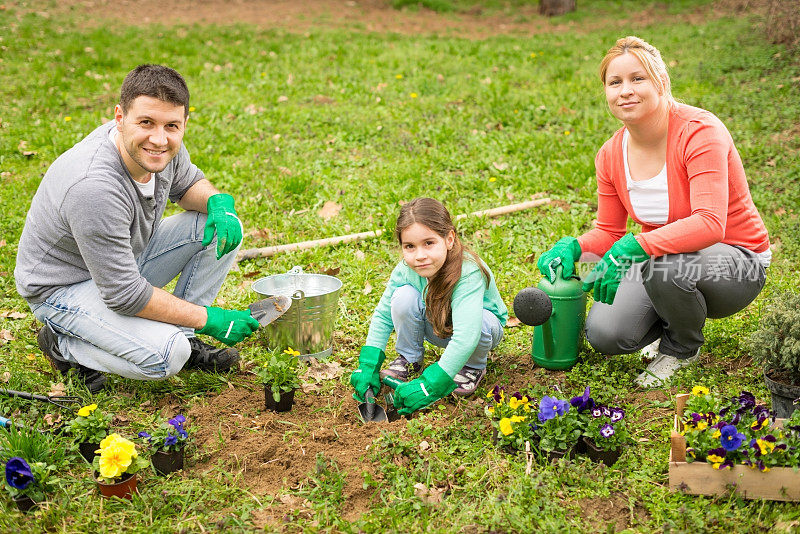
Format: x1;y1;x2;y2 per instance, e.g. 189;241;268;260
539;0;576;16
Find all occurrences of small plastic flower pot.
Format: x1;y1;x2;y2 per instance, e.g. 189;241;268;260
581;436;623;466
764;370;800;418
264;385;295;412
95;472;137;500
151;448;184;475
541;444;576;463
13;495;37;512
78;441;100;464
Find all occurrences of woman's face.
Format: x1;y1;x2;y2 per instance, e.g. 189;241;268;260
400;222;454;279
604;53;665;124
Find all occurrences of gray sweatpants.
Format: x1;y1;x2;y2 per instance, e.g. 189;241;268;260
584;243;767;359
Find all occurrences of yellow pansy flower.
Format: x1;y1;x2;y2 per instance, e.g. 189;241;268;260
98;443;133;479
77;403;98;417
510;415;526;423
283;347;301;357
499;418;513;436
691;385;710;396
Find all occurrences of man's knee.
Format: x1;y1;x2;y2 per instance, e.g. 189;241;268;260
139;332;191;380
162;333;191;378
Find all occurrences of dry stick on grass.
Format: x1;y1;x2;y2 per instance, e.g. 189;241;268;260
236;197;552;262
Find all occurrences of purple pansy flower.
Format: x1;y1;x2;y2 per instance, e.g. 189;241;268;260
720;425;746;451
602;406;611;417
138;431;152;441
510;391;523;400
591;406;603;418
491;385;504;404
717;459;734;470
737;391;756;411
569;387;595;413
599;424;615;438
752;404;770;418
168;415;186;428
5;457;34;490
610;408;625;422
164;433;178;447
538;396;570;422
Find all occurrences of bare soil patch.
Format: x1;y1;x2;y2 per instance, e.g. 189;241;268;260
176;350;670;528
576;491;650;532
186;375;486;528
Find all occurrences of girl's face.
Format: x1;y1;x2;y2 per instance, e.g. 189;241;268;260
604;53;665;124
400;222;454;278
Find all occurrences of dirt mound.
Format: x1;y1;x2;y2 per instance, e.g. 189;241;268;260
27;0;723;40
187;376;478;527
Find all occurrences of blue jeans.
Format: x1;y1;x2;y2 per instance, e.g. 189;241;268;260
30;211;239;380
390;284;503;373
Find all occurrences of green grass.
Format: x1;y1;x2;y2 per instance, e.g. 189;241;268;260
1;0;800;531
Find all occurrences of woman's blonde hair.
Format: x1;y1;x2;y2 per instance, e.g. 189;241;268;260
395;198;489;338
599;36;674;102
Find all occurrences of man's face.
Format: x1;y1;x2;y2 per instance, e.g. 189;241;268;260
114;96;187;180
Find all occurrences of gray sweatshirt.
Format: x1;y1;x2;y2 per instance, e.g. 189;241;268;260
15;122;203;315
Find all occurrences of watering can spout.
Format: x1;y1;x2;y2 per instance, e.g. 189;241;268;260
513;268;587;370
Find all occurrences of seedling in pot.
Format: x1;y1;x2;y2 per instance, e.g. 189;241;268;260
256;348;302;412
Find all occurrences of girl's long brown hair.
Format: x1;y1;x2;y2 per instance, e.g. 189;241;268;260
395;198;490;338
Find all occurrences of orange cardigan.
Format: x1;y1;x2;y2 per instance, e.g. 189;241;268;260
578;103;770;258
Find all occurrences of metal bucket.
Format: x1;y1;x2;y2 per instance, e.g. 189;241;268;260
251;266;342;359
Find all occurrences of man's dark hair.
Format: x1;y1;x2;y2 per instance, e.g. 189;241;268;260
119;64;190;116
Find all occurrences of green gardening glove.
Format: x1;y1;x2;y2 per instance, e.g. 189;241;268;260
202;194;243;259
350;346;386;402
581;233;649;305
393;363;457;416
196;306;260;346
537;237;582;283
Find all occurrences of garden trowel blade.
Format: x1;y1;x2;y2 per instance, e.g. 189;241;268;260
358;390;388;424
248;296;292;327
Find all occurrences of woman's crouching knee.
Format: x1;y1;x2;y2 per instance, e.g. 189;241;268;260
585;315;640;355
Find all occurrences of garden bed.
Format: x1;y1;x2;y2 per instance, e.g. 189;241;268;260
668;393;800;501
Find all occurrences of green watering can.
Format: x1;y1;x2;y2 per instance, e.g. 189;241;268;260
513;266;587;370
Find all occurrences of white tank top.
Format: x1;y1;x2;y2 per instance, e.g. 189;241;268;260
623;129;669;225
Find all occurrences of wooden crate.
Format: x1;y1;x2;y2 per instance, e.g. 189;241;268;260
668;393;800;501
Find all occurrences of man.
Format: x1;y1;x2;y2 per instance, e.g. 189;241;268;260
14;64;259;393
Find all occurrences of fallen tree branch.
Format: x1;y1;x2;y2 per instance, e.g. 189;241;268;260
236;197;551;262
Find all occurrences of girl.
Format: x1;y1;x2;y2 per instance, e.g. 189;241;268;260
350;197;508;415
537;36;769;388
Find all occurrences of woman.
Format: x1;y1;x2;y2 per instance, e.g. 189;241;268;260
537;36;770;387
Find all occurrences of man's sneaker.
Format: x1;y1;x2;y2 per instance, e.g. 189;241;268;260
379;355;422;382
37;326;106;394
453;366;487;397
634;349;700;388
184;337;240;372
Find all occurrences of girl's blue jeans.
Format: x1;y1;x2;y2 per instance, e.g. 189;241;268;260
30;211;239;380
390;284;503;373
